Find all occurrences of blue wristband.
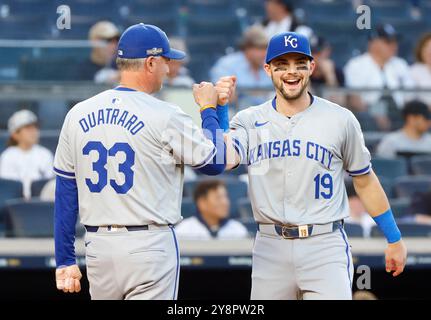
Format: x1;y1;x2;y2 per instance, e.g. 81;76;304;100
216;104;229;132
372;209;402;243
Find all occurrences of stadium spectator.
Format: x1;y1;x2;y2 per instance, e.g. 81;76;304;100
345;181;375;237
344;24;415;131
175;180;248;240
376;100;431;159
165;38;194;87
77;21;120;83
0;110;54;198
210;26;270;88
309;36;344;87
353;290;378;300
210;26;272;108
410;33;431;106
260;0;313;39
410;189;431;225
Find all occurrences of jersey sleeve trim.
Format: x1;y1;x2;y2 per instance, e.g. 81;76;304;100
191;146;217;169
346;164;372;176
53;167;75;179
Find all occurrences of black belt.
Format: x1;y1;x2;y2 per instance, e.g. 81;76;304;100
258;220;344;239
85;225;149;232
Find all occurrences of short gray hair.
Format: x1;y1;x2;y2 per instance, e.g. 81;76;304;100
116;57;146;71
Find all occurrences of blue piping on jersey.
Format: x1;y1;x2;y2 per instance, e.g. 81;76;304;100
232;138;246;162
54;167;75;177
272;92;315;111
113;86;137;92
347;164;371;176
339;226;352;289
191;147;217;169
169;225;180;300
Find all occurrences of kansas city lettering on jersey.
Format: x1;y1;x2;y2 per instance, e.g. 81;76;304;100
78;108;145;135
248;139;334;169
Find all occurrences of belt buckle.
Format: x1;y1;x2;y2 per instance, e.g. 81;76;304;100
298;225;309;238
110;224;122;232
281;226;293;239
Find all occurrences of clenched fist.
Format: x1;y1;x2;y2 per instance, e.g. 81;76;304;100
215;75;236;106
56;264;82;293
385;239;407;277
193;81;218;109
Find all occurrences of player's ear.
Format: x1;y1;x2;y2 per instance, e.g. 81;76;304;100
309;59;316;75
145;56;155;73
263;63;272;77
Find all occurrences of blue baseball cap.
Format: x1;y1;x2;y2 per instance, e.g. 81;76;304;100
265;32;313;64
117;23;186;60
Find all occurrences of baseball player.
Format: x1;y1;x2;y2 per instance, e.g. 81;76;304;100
210;32;408;299
53;23;227;299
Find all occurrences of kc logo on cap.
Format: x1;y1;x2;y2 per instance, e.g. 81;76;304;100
284;35;298;48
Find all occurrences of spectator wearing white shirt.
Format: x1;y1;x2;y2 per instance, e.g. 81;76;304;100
175;180;249;240
344;24;415;131
410;33;431;107
260;0;313;39
376;100;431;159
345;182;375;238
0;110;54;198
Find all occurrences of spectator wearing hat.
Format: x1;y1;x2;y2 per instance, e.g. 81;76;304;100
0;110;54;198
175;180;248;240
376;100;431;159
410;32;431;107
77;20;120;83
260;0;313;39
210;26;271;89
210;26;272;108
164;37;195;87
344;24;415;131
310;36;344;88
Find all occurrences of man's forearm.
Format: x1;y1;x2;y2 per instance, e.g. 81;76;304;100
353;171;390;217
353;171;401;243
54;175;79;267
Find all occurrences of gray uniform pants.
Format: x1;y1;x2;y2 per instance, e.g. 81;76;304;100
84;225;180;300
251;226;353;300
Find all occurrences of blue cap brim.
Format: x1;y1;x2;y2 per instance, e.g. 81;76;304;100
162;48;186;60
266;51;313;64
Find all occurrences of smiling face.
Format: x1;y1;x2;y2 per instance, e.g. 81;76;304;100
264;52;315;101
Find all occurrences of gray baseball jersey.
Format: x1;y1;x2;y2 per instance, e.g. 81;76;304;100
54;87;215;226
229;95;371;225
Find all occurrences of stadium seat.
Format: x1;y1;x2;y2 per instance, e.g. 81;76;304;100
364;131;386;154
39;130;59;154
378;177;394;199
411;156;431;175
0;131;8;154
31;179;51;198
343;223;364;238
237;197;253;220
181;197;196;219
186;0;235;16
394;175;431;199
0;179;23;209
389;197;411;218
240;218;257;237
371;223;431;238
5;199;54;237
19;57;80;81
300;0;355;23
371;158;408;181
4;198;84;238
0;15;50;39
